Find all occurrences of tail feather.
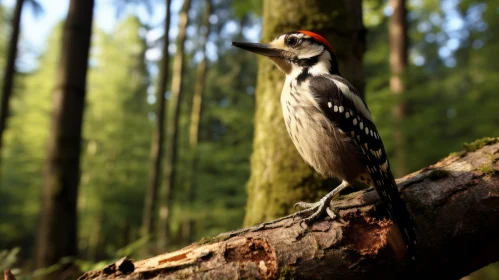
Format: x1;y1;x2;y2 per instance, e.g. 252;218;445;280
372;172;417;258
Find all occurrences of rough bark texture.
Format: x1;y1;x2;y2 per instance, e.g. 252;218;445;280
79;140;499;280
36;0;94;276
244;0;366;226
158;0;192;249
142;0;172;244
0;0;24;161
389;0;409;176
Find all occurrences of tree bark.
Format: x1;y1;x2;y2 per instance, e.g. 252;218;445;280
142;0;172;246
36;0;94;277
389;0;409;176
183;0;212;244
79;139;499;279
0;0;24;162
244;0;366;226
158;0;192;249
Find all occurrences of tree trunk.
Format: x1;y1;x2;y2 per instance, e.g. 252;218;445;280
158;0;192;250
244;0;366;226
0;0;24;162
79;139;499;280
142;0;172;248
389;0;409;176
36;0;94;277
182;0;212;246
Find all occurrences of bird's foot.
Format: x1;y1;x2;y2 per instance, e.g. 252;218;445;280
292;181;350;227
293;196;336;227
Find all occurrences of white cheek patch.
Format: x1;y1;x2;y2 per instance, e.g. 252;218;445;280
308;51;331;76
270;38;286;50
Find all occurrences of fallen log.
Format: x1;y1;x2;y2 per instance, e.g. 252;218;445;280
80;138;499;280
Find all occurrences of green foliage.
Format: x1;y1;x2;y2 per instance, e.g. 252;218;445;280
233;0;262;18
363;2;499;274
366;0;499;176
168;20;256;243
0;21;63;253
79;15;152;259
0;247;20;271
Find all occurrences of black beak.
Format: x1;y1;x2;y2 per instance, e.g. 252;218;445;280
232;42;284;58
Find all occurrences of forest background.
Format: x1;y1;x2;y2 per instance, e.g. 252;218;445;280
0;0;498;279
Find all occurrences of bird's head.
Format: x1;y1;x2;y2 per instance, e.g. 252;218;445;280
232;30;339;76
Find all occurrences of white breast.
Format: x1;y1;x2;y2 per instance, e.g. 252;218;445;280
280;77;364;181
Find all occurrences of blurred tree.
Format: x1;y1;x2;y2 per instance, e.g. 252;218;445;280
176;10;256;242
158;0;192;250
232;0;262;18
0;22;62;262
244;0;366;226
80;15;151;260
0;0;42;164
184;0;212;244
142;0;171;250
0;0;23;161
35;0;94;277
388;0;408;176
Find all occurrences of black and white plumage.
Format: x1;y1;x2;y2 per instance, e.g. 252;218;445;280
233;30;416;257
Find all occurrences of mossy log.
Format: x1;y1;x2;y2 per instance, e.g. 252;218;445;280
79;139;499;280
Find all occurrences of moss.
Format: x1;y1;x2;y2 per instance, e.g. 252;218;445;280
197;234;230;245
279;266;296;280
427;169;450;181
476;164;497;177
463;137;498;152
449;151;466;157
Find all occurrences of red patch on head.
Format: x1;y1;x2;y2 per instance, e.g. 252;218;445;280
298;30;334;53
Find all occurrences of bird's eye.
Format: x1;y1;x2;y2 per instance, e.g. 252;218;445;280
285;36;299;47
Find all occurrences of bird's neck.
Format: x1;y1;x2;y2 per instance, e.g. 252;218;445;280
287;51;340;82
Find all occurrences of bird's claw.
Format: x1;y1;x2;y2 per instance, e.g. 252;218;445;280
299;220;306;229
292;198;337;226
294;201;317;209
292;203;318;220
326;207;336;220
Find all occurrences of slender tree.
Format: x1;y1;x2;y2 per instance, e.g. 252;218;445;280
389;0;408;176
0;0;23;159
0;0;42;162
158;0;192;249
183;0;212;244
35;0;94;276
142;0;172;246
81;16;151;260
244;0;366;226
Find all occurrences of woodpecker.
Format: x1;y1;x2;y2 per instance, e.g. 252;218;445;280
233;30;416;257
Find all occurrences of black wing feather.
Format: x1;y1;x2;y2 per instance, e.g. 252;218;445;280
309;74;417;257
